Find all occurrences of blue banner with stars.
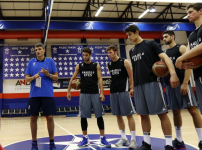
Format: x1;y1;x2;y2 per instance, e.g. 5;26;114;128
3;46;36;79
51;45;112;78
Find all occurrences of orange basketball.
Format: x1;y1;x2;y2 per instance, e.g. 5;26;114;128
71;79;81;90
187;54;202;69
152;61;169;77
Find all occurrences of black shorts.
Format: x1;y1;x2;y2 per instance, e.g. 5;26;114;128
28;97;56;116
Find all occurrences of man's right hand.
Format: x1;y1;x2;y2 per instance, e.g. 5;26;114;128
33;71;41;79
67;92;71;101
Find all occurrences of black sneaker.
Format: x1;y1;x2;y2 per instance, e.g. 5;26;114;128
165;145;174;150
137;141;152;150
199;141;202;150
172;138;186;149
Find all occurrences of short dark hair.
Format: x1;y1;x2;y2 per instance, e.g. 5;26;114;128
35;43;45;49
186;3;202;11
106;45;118;52
125;25;140;35
163;30;175;38
82;47;91;54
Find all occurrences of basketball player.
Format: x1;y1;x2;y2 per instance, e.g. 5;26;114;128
176;3;202;70
163;30;202;149
175;3;202;149
106;45;138;149
125;24;180;150
25;43;58;150
67;47;111;148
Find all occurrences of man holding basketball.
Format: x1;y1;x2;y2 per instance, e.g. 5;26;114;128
67;47;111;148
163;30;202;149
125;25;180;150
25;43;58;150
106;45;138;149
176;3;202;70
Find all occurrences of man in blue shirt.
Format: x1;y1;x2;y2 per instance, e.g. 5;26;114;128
25;43;58;150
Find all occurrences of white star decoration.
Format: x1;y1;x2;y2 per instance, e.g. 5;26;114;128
59;67;63;71
4;63;8;67
53;47;57;51
4;58;8;62
18;50;22;54
4;73;8;77
10;73;14;77
15;73;19;77
21;73;25;77
4;68;8;72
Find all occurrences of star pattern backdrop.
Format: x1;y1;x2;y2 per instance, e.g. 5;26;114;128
51;45;112;78
3;46;36;79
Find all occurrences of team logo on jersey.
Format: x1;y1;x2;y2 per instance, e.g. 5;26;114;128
110;69;121;75
82;71;95;77
190;38;201;49
131;52;144;62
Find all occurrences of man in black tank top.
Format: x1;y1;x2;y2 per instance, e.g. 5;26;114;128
125;25;180;150
175;3;202;149
67;47;111;148
106;45;137;149
163;31;202;149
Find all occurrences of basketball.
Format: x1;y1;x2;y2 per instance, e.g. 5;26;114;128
71;79;81;90
187;55;202;69
152;61;169;77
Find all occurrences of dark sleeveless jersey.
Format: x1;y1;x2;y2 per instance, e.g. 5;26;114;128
79;62;99;94
188;25;202;81
108;58;129;93
164;45;185;85
129;40;163;85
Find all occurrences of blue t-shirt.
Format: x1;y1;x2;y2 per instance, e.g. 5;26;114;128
25;58;57;98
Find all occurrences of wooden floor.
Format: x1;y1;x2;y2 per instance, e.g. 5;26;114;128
0;109;200;148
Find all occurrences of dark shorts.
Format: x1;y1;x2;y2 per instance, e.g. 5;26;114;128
195;79;202;114
79;94;105;118
28;97;56;116
134;81;168;115
166;84;198;110
110;92;136;116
